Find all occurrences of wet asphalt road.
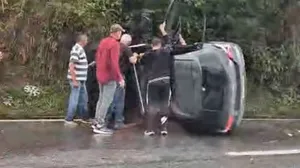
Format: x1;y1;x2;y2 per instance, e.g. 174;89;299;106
1;120;300;168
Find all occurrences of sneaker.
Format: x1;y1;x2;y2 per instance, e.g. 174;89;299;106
161;130;168;136
91;123;103;130
93;127;114;135
144;130;155;136
64;121;78;126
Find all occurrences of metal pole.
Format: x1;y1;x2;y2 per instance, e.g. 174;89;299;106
164;0;175;22
132;64;145;115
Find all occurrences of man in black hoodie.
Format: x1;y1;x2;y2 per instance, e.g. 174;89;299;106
131;22;174;136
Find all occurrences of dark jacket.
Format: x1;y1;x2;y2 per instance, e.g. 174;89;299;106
139;35;173;82
119;43;133;75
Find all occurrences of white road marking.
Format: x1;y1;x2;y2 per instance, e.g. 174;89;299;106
243;118;300;121
226;149;300;156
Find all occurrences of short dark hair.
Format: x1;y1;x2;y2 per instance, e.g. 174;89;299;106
151;37;162;46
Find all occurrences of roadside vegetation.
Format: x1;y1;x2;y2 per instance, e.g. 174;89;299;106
1;0;300;118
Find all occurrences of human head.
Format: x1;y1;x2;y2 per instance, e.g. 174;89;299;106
76;33;88;47
120;34;132;46
151;37;162;50
110;24;125;40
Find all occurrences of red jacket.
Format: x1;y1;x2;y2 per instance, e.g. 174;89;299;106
95;36;123;84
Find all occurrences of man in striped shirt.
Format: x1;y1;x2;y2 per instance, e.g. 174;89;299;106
65;34;89;126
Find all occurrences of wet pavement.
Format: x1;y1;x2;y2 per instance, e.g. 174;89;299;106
1;120;300;167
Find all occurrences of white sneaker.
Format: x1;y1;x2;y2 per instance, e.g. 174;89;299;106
144;130;155;136
160;127;168;136
93;127;114;135
64;121;78;127
161;130;168;136
91;124;103;129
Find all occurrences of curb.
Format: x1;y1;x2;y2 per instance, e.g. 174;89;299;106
0;119;65;122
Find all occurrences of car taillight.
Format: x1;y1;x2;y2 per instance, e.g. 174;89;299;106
226;47;234;60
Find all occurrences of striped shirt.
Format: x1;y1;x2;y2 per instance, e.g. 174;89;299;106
67;43;88;81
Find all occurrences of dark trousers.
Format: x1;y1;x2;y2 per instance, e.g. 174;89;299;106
145;77;171;131
87;67;98;119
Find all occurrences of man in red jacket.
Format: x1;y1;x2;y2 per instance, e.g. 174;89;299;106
92;24;125;134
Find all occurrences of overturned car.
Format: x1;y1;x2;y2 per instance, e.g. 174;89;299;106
86;41;246;134
170;42;246;134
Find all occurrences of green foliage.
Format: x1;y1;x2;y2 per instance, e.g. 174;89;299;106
1;0;122;84
0;85;67;119
2;0;300;117
125;0;300;115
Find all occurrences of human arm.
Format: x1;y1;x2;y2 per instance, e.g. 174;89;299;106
122;45;137;64
139;52;152;65
159;22;171;45
69;51;80;87
129;52;139;64
159;22;168;36
159;22;173;52
179;34;187;46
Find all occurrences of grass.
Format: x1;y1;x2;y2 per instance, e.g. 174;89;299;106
0;85;67;119
244;83;300;119
0;80;300;119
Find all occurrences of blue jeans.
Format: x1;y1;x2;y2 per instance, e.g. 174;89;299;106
66;81;88;121
106;85;125;124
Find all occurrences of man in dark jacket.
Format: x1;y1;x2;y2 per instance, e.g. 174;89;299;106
131;22;174;136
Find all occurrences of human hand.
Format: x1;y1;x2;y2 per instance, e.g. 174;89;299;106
129;56;137;64
119;80;125;88
159;22;167;36
159;22;166;31
139;53;144;57
133;52;139;57
73;80;79;88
